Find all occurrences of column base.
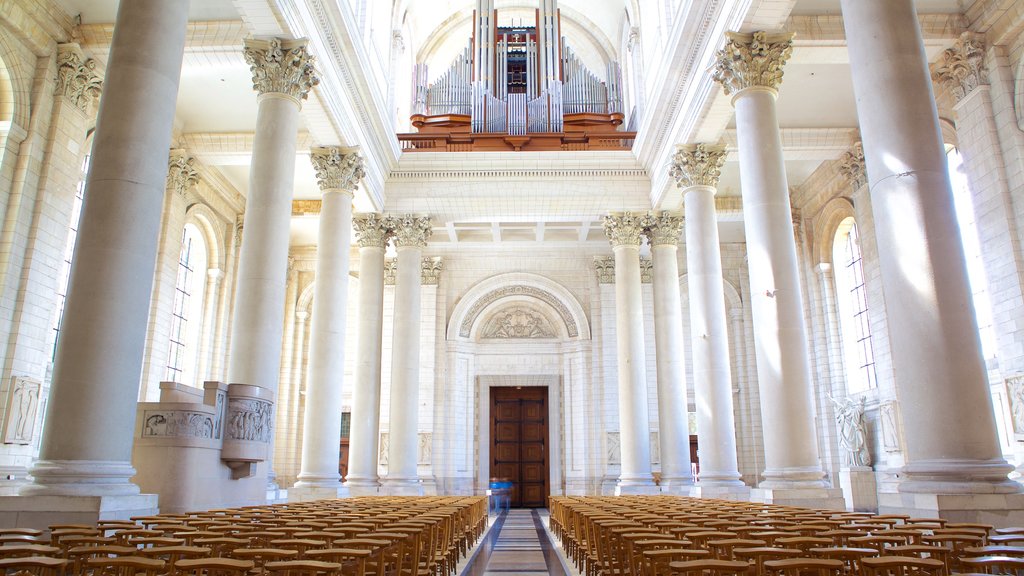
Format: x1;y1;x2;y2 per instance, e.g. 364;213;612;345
288;484;349;502
658;476;696;495
878;491;1024;527
898;458;1021;494
19;460;141;497
693;484;751;501
0;493;158;529
343;478;381;497
616;475;660;495
839;466;878;512
750;487;846;510
380;477;425;496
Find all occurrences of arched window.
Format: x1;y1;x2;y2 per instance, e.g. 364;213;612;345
166;223;207;385
50;150;90;364
947;146;997;361
833;217;876;393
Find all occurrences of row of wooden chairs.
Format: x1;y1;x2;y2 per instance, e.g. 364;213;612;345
548;496;1024;576
0;495;489;576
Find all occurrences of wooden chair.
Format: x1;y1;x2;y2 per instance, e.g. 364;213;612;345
774;536;832;552
730;547;803;575
667;558;750;575
263;560;342;576
85;555;167;576
808;546;878;574
885;545;952;576
65;545;136;574
0;546;59;560
641;549;711;576
173;557;256;576
0;556;67;576
958;555;1024;575
964;546;1024;559
0;536;47;547
859;555;945;576
305;549;371;576
762;558;845;576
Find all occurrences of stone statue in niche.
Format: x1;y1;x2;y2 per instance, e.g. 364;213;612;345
3;377;40;444
829;394;870;467
481;308;555;339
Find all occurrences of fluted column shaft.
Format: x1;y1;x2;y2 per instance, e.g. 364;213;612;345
24;0;189;496
645;213;693;490
346;214;391;492
841;0;1015;492
384;215;432;494
605;213;655;489
714;32;826;489
671;145;744;489
295;148;365;490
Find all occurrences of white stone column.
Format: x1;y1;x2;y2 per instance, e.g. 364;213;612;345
383;215;432;495
714;32;840;506
21;0;189;501
603;213;656;492
345;213;391;495
841;0;1021;511
670;144;746;497
642;212;694;492
291;148;365;500
224;38;318;496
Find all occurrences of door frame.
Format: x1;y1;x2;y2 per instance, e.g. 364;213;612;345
477;375;562;500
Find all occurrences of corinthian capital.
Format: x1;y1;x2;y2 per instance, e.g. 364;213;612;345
670;144;726;189
838;141;866;190
934;32;987;103
603;212;645;247
243;38;320;101
310;146;365;193
643;212;683;247
167;152;200;197
387;214;433;248
353;213;391;248
56;44;102;112
713;31;794;95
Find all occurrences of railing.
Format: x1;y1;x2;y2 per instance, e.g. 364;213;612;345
397;131;636;152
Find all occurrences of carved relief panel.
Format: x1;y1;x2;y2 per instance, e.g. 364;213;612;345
3;376;40;445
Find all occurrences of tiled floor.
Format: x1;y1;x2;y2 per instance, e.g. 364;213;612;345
463;509;568;576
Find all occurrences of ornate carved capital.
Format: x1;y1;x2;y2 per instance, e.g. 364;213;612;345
643;212;683;247
56;44;102;112
387;214;433;248
353;213;391;248
670;144;726;189
310;146;364;192
712;31;794;95
243;38;319;101
627;27;640;53
934;32;987;103
421;257;443;285
838;141;866;190
603;212;645;247
167;153;200;197
594;256;615;284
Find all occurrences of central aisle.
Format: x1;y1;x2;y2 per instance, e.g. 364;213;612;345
464;509;568;576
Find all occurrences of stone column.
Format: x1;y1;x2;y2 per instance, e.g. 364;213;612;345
603;213;656;492
21;0;189;502
642;212;694;493
841;0;1022;516
670;144;746;497
346;213;392;495
224;38;318;495
713;32;840;507
291;147;365;500
383;214;432;495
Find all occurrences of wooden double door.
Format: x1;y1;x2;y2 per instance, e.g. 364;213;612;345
490;386;549;508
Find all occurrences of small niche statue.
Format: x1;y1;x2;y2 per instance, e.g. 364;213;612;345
829;394;871;467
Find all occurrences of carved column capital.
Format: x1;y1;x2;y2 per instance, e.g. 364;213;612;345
838;141;866;190
595;256;615;284
387;214;433;248
713;31;794;96
167;152;200;197
670;144;726;189
353;213;391;248
934;32;987;103
56;43;102;113
643;212;683;247
421;257;443;285
243;38;320;101
310;146;364;193
603;212;645;247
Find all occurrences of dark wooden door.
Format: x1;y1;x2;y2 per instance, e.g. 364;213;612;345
490;386;549;508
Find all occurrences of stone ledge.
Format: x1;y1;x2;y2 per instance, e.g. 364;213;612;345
751;487;846;510
0;494;158;529
878;491;1024;527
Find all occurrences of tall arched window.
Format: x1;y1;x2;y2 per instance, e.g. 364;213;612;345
947;146;997;361
50;151;90;364
166;223;207;385
833;217;876;393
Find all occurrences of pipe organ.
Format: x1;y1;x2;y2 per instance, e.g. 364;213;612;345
410;0;624;137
